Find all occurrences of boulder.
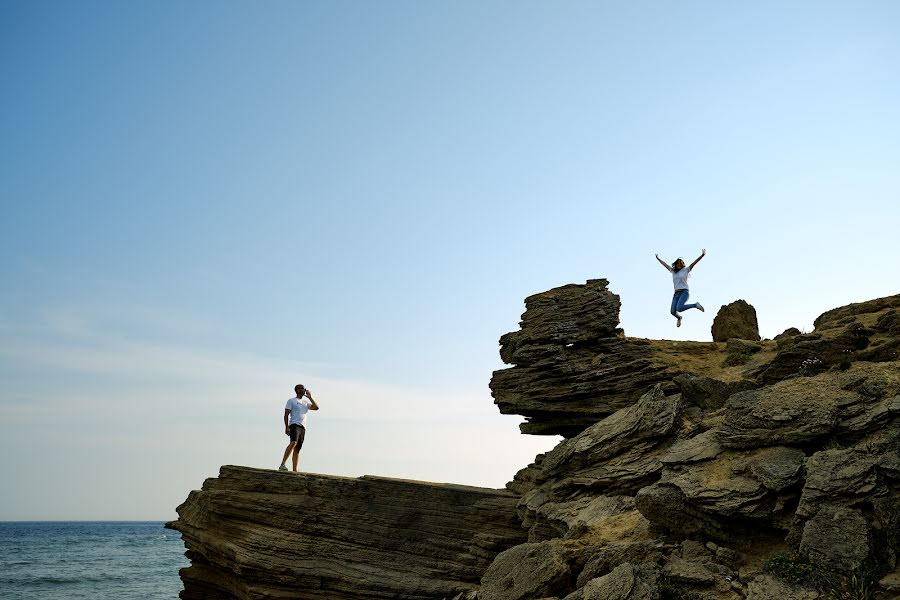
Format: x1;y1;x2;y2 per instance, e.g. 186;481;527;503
799;506;871;572
774;327;802;341
711;300;760;342
479;541;573;600
575;543;665;588
571;563;660;600
726;338;763;355
498;279;622;365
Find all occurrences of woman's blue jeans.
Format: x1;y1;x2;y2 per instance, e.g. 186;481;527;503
671;289;699;316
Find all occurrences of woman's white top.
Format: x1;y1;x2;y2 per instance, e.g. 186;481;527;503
672;267;690;290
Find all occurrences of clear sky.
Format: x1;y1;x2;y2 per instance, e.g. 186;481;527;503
1;1;898;520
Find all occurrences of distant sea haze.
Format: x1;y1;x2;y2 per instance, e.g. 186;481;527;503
0;521;187;600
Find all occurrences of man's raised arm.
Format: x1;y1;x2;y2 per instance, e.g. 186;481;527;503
306;389;320;411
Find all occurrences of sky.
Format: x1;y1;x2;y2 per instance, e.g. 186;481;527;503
1;1;898;520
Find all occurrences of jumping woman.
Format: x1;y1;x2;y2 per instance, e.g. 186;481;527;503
655;249;706;327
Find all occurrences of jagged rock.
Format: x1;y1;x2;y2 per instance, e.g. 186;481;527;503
479;541;572;600
636;443;813;541
167;466;527;600
569;563;660;600
681;539;713;561
757;322;875;382
522;494;638;542
797;448;881;518
747;446;806;492
575;543;666;588
534;385;681;496
745;575;819;600
673;375;757;411
498;279;622;365
491;336;697;437
813;294;900;330
774;327;802;341
718;364;900;449
663;556;718;585
726;338;763;355
711;300;760;342
799;506;871;572
661;430;722;465
491;280;724;436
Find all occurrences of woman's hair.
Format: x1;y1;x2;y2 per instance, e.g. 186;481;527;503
672;258;685;272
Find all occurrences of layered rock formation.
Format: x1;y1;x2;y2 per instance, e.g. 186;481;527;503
167;467;526;600
490;279;725;437
170;281;900;600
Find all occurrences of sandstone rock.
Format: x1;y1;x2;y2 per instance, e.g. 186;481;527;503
490;336;690;437
574;563;660;600
813;294;900;330
673;374;757;411
663;556;718;585
491;280;723;436
756;322;875;383
534;385;680;496
168;466;527;600
636;443;813;541
575;543;665;588
681;539;713;561
499;279;622;365
745;575;818;600
479;541;572;600
711;300;760;342
718;364;900;449
726;338;763;355
775;327;802;341
799;506;871;572
797;448;881;517
748;446;806;492
523;494;638;542
661;430;722;465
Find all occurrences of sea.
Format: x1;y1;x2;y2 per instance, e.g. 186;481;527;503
0;521;189;600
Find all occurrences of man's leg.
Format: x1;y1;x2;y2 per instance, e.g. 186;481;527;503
291;426;306;472
281;441;296;466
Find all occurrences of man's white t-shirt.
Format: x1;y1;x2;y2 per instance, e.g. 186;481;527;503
672;267;691;290
286;396;313;427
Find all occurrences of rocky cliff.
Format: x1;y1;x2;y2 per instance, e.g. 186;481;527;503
170;280;900;600
167;466;526;600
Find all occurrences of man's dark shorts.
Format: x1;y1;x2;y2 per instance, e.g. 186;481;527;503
288;424;306;448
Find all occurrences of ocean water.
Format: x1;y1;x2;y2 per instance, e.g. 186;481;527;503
0;521;188;600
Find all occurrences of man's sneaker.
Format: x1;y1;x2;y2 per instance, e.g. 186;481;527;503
676;315;682;328
696;303;705;312
278;464;288;471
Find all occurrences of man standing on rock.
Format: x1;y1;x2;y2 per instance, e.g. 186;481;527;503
278;384;319;472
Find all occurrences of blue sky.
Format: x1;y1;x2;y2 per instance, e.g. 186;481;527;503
2;1;898;519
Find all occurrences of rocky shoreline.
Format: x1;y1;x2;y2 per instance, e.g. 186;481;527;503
168;279;900;599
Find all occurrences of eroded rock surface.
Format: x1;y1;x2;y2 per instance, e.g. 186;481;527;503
167;466;526;600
